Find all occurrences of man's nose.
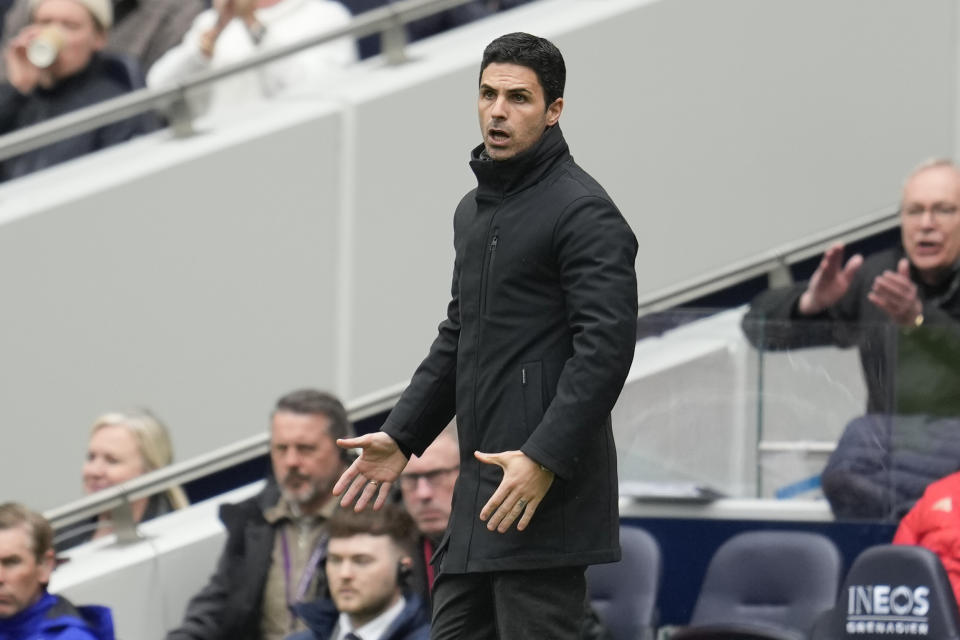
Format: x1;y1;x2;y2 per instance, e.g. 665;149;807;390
282;448;301;467
414;477;435;498
490;95;508;119
83;459;103;476
337;561;354;580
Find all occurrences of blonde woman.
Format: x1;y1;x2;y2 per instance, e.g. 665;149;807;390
56;409;189;550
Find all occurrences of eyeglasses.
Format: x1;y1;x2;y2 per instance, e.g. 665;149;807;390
399;466;459;492
902;203;959;218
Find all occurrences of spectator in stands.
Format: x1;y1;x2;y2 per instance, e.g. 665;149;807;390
0;0;203;80
146;0;356;121
167;389;352;640
396;423;458;600
0;502;115;640
0;0;157;181
56;409;189;550
743;159;960;520
288;503;429;640
397;422;613;640
894;468;960;613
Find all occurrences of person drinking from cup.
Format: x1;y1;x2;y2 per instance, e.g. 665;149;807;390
0;0;155;180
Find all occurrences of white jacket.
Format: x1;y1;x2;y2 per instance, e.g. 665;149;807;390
147;0;357;119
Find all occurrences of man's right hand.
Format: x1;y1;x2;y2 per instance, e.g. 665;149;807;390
5;26;43;95
333;432;408;512
797;242;863;315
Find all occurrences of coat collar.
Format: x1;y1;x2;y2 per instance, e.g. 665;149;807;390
469;124;569;197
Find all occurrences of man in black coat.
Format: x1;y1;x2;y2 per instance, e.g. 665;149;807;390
167;390;352;640
334;32;638;639
742;160;960;519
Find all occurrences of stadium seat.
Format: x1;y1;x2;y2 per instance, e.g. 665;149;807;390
810;544;960;639
586;525;662;640
671;530;842;640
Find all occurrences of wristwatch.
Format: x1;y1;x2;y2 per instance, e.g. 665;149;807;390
904;309;924;333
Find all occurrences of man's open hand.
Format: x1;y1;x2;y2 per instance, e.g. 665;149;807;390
868;258;923;327
333;432;408;512
476;450;554;533
798;242;863;315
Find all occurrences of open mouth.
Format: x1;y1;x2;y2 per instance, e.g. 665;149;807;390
915;240;942;255
488;128;510;144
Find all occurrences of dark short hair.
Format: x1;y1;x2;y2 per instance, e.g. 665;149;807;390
326;503;416;555
480;32;566;108
0;503;52;561
273;389;353;441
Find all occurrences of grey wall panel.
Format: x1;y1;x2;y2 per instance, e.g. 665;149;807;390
0;113;343;508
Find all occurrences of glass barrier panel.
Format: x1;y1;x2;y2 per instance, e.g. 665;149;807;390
616;306;960;524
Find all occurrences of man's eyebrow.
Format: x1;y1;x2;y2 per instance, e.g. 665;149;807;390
479;84;534;95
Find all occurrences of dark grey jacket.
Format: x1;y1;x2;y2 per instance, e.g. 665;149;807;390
166;483;284;640
742;247;960;415
383;124;639;573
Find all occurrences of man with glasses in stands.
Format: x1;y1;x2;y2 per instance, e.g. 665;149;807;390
0;502;114;640
0;0;155;180
167;389;352;640
743;159;960;520
396;424;459;601
333;32;638;639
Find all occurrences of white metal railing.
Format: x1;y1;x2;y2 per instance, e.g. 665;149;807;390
44;380;407;535
637;205;900;316
0;0;479;161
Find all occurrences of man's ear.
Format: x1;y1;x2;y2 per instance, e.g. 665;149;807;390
545;97;564;127
396;555;413;585
37;549;55;585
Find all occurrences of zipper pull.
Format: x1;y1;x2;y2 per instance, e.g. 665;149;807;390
490;235;499;251
522;367;527;385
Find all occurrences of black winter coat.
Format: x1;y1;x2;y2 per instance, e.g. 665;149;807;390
166;482;288;640
383;124;638;573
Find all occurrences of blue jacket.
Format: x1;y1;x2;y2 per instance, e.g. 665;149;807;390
289;595;429;640
0;593;114;640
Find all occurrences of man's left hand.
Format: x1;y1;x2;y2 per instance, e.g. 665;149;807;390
868;258;923;327
475;450;554;533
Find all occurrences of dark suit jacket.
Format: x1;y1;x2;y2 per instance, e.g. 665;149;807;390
166;482;284;640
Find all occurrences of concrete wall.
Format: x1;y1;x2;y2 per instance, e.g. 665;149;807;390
0;0;955;509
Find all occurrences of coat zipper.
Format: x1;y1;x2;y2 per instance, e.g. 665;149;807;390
480;229;499;316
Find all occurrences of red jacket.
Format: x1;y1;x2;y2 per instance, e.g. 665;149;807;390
894;470;960;611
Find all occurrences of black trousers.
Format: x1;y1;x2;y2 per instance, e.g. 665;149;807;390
430;566;587;640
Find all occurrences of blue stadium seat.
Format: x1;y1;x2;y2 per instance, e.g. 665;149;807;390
586;525;662;640
671;530;842;640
